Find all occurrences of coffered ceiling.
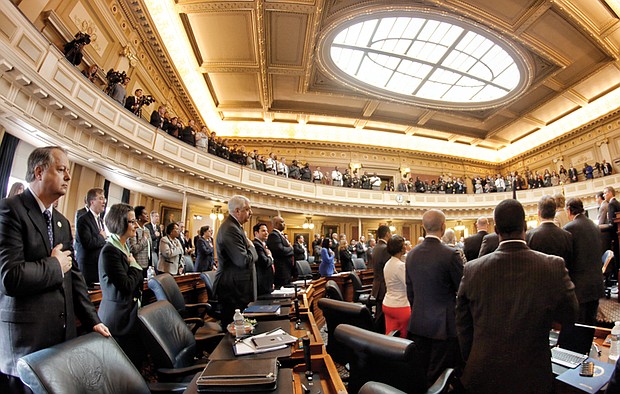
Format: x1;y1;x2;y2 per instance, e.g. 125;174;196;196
131;0;620;162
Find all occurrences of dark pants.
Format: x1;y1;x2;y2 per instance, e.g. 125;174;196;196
408;333;462;388
0;373;33;394
578;300;599;325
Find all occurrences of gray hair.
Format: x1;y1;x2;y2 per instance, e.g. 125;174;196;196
228;195;249;213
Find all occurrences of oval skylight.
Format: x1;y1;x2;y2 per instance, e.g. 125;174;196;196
326;13;527;108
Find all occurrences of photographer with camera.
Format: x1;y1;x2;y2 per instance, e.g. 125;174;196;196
106;69;129;105
125;89;155;118
64;32;91;66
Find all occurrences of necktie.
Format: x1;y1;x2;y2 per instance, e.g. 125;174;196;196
97;216;104;232
43;210;53;249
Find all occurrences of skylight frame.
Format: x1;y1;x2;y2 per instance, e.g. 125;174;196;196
318;9;531;111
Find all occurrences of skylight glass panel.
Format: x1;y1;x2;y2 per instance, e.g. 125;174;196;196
328;13;524;106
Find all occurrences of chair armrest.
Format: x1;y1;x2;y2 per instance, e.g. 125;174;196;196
426;368;454;394
185;302;210;320
184;317;205;334
157;364;208;380
387;330;400;337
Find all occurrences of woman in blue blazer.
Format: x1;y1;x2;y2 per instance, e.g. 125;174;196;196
319;238;335;277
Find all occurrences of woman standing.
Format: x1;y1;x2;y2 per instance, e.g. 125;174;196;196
339;239;354;272
195;225;215;271
98;203;144;366
382;235;410;338
158;222;184;275
319;238;335;277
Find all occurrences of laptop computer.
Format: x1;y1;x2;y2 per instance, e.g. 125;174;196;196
550;324;595;369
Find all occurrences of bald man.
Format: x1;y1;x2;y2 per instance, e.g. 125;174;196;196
463;217;489;262
406;209;464;386
266;216;295;288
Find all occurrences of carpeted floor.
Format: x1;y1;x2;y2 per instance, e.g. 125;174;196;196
597;293;620;327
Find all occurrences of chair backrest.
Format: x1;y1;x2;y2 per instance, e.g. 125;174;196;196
296;260;313;277
359;382;407;394
602;250;614;274
17;333;149;394
307;256;315;264
200;271;217;300
137;300;197;369
353;258;367;270
148;273;186;312
325;280;344;301
335;324;425;394
317;298;374;365
349;271;363;290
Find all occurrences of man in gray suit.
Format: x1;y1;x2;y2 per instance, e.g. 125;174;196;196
128;205;152;278
457;199;578;394
406;210;463;385
371;224;391;331
526;195;572;266
0;146;110;393
564;197;605;324
214;195;258;327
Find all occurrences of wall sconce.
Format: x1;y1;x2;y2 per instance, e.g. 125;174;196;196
387;220;396;232
210;205;224;221
401;167;411;176
454;221;466;231
193;215;203;220
302;217;315;229
350;162;362;171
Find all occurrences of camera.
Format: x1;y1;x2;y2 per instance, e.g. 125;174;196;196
64;32;91;66
105;69;127;86
138;95;155;107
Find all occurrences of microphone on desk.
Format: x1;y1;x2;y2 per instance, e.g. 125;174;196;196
303;333;312;380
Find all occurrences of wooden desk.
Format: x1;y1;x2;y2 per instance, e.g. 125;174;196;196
87;273;207;308
292;355;347;394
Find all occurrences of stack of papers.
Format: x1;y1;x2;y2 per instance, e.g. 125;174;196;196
271;287;305;296
233;329;297;356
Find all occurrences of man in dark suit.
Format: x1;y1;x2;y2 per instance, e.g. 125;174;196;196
456;199;578;394
601;186;620;274
463;216;488;261
144;210;161;268
565;197;605;324
371;225;391;330
293;234;308;262
253;223;274;296
149;105;166;129
75;187;107;287
214;195;258;327
267;216;295;288
74;196;87;226
526;195;573;266
0;146;110;393
406;209;464;386
478;232;499;257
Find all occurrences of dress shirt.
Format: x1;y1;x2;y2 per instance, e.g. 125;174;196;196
383;256;408;308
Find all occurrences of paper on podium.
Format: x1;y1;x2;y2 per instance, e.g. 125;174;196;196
233;328;291;356
271;286;305;296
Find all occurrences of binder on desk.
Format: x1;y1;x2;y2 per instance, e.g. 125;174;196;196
243;304;281;314
556;358;614;393
197;358;278;392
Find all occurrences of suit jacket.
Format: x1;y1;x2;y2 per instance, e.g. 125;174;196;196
563;214;605;303
195;236;215;271
478;233;499;257
525;222;573;267
293;242;307;262
339;248;354;272
74;206;87;227
606;198;620;234
150;110;163;128
158;236;184;275
97;243;143;337
406;237;463;339
75;211;106;285
463;230;487;262
371;239;390;300
214;216;257;307
355;241;367;262
0;190;100;376
267;230;295;287
253;238;274;296
456;241;578;394
128;225;151;269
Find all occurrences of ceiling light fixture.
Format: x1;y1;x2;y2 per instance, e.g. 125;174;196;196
302;217;315;229
209;205;224;221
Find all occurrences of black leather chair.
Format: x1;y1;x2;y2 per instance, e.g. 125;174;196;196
349;271;375;307
325;279;344;301
138;300;217;381
353;257;367;270
17;332;185;393
317;298;375;365
199;271;222;319
359;381;406;394
335;324;454;394
148;273;223;338
296;260;320;280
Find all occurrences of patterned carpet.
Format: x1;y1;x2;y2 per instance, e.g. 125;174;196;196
597;293;620;327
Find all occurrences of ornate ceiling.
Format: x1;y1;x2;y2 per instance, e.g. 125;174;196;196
126;0;620;162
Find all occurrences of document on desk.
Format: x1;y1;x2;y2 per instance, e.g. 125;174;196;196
556;358;614;393
233;329;296;356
